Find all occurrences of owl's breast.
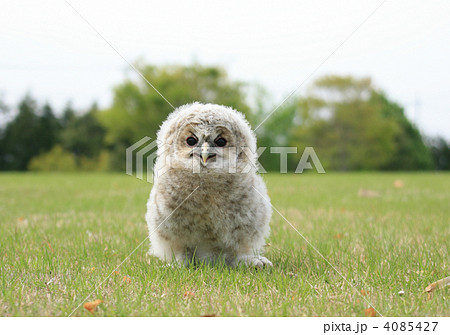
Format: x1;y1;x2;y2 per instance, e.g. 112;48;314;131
156;171;254;242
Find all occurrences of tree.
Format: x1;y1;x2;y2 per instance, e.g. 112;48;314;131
0;95;41;170
254;98;297;171
276;75;432;171
370;92;433;170
99;64;251;147
60;104;106;160
60;103;76;128
0;96;62;170
427;136;450;170
38;103;60;153
98;63;251;170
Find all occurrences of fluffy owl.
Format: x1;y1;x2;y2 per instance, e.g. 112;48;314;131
145;102;272;267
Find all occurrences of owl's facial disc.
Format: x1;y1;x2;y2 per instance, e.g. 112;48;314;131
174;121;237;172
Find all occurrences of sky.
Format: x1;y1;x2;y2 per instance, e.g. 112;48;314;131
1;0;449;139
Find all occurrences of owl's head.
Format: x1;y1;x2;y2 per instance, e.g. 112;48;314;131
156;103;257;175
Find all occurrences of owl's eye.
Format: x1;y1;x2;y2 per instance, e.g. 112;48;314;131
186;136;198;146
215;137;227;147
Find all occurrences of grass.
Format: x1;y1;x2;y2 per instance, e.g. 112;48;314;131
0;172;448;316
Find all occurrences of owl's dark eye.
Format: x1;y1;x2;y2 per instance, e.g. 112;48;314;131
186;136;198;146
215;137;227;147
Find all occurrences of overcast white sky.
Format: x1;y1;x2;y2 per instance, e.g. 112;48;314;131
0;0;449;139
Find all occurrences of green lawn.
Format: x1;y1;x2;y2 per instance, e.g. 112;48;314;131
0;172;448;316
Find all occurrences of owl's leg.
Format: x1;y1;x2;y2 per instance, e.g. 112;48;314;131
149;232;192;266
229;233;272;268
229;243;273;267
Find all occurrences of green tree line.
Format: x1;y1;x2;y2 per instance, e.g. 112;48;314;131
0;64;449;172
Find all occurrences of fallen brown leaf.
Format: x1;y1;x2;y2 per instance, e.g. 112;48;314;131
364;307;376;317
425;276;450;293
360;289;368;296
393;180;404;188
183;291;195;298
201;314;216;317
84;299;103;314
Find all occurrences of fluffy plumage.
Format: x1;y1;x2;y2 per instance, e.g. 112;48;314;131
145;102;272;267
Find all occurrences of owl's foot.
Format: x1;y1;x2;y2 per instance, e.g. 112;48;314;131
233;255;273;268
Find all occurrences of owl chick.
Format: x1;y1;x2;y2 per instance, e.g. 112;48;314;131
145;102;272;267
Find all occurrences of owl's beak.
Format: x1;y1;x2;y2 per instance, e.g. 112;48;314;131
200;143;216;166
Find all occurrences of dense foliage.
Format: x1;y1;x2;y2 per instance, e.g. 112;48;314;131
0;65;447;171
259;76;433;171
